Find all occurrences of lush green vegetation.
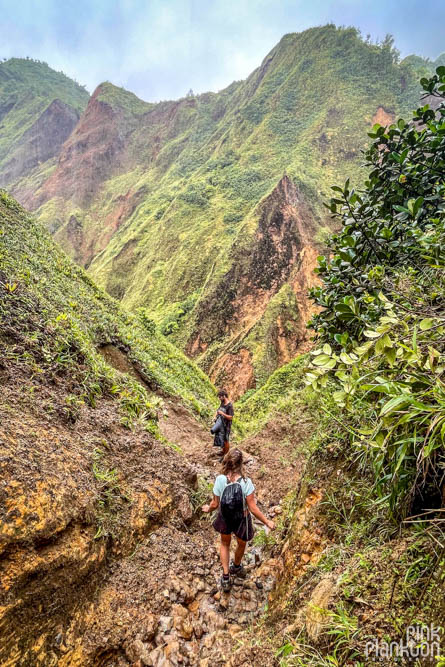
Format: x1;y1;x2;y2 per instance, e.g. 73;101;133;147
0;58;89;175
87;27;424;328
95;81;153;115
237;353;443;663
234;67;445;664
307;67;445;519
235;355;307;438
2;27;431;381
0;192;216;436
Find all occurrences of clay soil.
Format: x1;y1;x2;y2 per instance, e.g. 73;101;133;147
1;348;313;666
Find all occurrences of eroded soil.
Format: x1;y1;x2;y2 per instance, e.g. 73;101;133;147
1;352;314;666
152;399;316;666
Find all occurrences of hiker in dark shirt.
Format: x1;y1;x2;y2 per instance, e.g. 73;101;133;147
216;388;234;456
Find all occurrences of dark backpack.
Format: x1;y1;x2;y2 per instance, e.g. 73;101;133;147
211;415;225;448
220;476;247;530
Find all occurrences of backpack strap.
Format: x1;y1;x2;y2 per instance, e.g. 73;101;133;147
235;477;249;519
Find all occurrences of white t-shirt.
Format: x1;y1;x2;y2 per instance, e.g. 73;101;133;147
213;474;255;498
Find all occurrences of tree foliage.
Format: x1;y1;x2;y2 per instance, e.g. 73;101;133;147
307;67;445;517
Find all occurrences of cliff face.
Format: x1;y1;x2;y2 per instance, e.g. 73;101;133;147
0;28;430;391
1;99;80;190
31;84;206;266
36;90;126;207
0;58;89;193
187;176;319;397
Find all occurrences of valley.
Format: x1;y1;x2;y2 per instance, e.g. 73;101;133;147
2;26;443;390
0;192;313;665
0;23;444;667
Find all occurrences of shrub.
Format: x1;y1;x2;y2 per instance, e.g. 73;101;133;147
307;67;445;518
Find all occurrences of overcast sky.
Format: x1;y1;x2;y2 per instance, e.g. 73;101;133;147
1;0;444;101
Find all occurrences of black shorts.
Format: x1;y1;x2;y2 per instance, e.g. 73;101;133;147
213;512;255;541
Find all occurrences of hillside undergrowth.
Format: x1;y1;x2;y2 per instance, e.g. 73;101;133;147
0;192;216;430
307;66;445;521
236;67;445;666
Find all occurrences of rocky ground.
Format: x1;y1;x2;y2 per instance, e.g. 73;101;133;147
138;399;311;667
1;354;310;667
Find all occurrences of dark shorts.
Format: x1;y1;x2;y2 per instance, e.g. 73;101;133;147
213;512;255;542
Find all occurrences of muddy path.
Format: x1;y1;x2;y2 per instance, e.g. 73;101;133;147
0;347;310;667
149;399;309;666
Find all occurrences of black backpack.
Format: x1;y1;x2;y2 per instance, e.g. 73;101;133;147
220;476;248;532
211;415;225;448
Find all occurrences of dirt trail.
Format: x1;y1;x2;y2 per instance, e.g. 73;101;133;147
151;399;309;666
0;333;311;667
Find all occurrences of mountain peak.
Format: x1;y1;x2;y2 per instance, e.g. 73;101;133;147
0;26;432;390
92;81;153;115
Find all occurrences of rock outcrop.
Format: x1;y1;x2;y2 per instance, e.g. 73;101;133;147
1;99;80;190
186;176;320;397
34;86;132;208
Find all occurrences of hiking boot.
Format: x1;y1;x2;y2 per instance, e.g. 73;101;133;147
220;574;231;592
229;561;246;578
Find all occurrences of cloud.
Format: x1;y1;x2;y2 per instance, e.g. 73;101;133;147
0;0;443;101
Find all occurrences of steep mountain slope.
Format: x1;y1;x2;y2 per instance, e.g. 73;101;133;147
0;58;89;197
2;26;440;392
228;70;445;664
0;191;215;414
1;61;443;665
185;175;320;395
0;191;315;667
0;191;218;664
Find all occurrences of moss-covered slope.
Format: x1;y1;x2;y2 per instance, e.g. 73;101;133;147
0;58;89;192
2;27;442;390
0;191;215;418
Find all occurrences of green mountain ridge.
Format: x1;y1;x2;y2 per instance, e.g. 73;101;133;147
0;58;89;188
0;44;443;666
1;26;444;395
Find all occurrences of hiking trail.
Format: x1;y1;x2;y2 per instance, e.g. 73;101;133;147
129;399;311;666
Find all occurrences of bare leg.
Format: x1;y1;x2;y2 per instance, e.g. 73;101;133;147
234;536;247;566
220;534;231;574
223;440;230;455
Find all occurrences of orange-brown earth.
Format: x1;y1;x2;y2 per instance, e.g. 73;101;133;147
187;176;321;398
3;28;428;398
31;87;132;209
0;320;324;665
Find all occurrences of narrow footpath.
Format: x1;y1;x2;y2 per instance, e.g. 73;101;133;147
141;399;310;667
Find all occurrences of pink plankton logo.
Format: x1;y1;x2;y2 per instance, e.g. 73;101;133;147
365;624;442;661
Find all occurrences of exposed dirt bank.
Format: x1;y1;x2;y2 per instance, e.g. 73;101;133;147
1;339;314;665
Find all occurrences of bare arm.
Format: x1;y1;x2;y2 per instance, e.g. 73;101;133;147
216;410;233;420
246;493;275;530
202;494;220;513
